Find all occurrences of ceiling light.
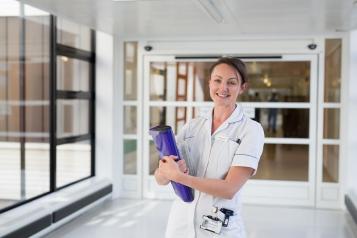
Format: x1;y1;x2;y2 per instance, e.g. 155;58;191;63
195;0;224;24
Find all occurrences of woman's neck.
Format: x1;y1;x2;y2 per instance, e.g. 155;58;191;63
211;104;236;134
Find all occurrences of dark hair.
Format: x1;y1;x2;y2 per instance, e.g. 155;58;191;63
209;57;247;84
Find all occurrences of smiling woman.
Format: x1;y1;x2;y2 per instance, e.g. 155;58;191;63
153;57;265;238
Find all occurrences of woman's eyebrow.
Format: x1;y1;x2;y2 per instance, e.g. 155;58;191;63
213;75;238;80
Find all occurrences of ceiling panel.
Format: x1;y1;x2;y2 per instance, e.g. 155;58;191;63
18;0;357;37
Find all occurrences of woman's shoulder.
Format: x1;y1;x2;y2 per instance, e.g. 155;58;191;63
242;116;264;136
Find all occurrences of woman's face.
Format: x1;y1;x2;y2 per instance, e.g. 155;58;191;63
209;63;246;107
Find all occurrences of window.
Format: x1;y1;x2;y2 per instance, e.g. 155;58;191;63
0;1;95;213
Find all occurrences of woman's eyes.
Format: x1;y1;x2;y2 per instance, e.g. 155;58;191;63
213;79;238;85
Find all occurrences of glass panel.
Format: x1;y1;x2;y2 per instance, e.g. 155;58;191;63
124;42;137;100
149;61;310;103
57;57;89;91
324;39;341;102
323;144;339;183
57;18;91;51
25;105;49;142
0;1;51;211
56;140;91;188
252;144;309;181
57;100;89;138
123;106;137;134
25;143;50;198
244;61;310;102
323;108;340;139
149;140;159;175
123;140;137;174
258;108;309;138
0;142;21;210
150;106;190;135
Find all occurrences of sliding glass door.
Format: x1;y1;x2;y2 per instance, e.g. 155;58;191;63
142;54;318;206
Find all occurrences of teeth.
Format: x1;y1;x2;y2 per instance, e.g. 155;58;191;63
216;93;229;97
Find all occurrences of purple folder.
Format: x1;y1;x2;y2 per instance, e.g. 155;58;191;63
149;125;194;202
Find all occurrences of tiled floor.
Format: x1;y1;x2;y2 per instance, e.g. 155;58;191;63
44;198;357;238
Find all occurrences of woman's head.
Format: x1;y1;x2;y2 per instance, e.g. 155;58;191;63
209;57;247;107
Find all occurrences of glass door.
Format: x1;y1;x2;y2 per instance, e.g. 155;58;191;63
142;54;317;206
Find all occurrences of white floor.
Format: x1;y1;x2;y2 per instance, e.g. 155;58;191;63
43;199;357;238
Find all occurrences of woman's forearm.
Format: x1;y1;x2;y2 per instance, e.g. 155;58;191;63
175;167;252;200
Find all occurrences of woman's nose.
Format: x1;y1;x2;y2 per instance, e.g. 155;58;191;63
219;82;228;91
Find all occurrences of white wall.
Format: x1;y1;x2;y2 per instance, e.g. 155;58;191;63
346;30;357;204
95;31;116;192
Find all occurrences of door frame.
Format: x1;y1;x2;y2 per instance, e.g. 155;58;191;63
141;53;319;207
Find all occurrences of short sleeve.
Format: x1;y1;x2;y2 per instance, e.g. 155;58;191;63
231;121;264;175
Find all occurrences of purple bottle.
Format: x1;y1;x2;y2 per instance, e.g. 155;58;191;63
149;125;194;202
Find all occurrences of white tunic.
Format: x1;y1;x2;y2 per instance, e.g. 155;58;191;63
165;104;264;238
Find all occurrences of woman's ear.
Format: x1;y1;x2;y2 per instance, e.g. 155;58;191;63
239;82;248;94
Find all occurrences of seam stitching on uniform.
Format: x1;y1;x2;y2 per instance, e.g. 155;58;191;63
234;154;257;159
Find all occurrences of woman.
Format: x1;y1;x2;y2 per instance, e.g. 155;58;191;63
154;57;264;238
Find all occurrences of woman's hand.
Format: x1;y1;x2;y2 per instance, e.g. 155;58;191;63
158;156;188;181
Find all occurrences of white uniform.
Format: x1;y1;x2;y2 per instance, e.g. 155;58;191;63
165;104;264;238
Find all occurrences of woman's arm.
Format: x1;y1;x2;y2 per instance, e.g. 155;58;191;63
154;168;170;185
159;156;253;199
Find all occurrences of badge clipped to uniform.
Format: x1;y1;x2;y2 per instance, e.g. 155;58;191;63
200;207;234;234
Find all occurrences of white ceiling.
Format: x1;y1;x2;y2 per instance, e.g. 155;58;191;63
19;0;357;38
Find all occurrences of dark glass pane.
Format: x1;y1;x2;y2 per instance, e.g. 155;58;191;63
323;108;340;139
149;141;159;175
255;108;309;138
123;140;137;174
150;106;189;135
57;57;89;91
323;144;339;183
123;106;137;134
124;42;138;100
57;100;89;138
324;39;341;102
253;144;309;181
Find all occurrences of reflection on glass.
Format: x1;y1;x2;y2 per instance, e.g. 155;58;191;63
150;106;190;135
57;100;89;138
57;57;89;91
124;140;137;174
323;109;340;139
149;61;310;103
124;42;138;100
25;143;50;198
252;144;309;181
25;105;49;142
57;18;91;51
0;142;21;210
0;1;51;211
244;61;310;102
325;39;341;102
149;141;159;175
123;106;137;134
323;144;339;183
56;140;91;188
250;108;309;138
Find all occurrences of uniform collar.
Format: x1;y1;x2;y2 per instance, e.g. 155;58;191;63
201;104;244;124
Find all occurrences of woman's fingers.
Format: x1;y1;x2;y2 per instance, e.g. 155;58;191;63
177;159;188;173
